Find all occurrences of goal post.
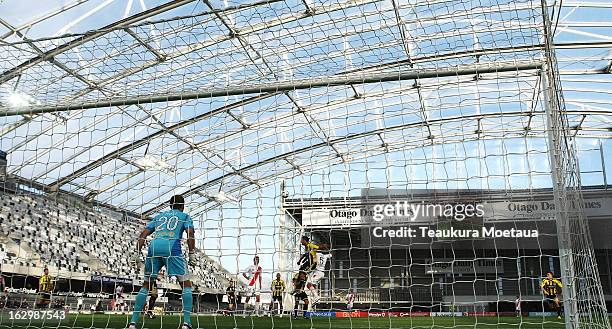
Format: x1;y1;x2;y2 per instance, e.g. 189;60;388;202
540;0;610;324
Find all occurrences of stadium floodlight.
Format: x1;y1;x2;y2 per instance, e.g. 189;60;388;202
3;91;40;108
214;191;238;204
197;190;239;205
132;155;174;173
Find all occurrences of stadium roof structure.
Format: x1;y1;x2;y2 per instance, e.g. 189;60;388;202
0;0;611;218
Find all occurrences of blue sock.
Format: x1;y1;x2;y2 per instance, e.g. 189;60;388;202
130;287;149;324
182;286;193;325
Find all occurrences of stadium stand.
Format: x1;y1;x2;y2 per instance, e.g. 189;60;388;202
0;190;230;293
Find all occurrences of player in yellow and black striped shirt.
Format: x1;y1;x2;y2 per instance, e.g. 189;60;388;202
298;236;327;274
37;267;53;308
269;273;286;315
541;271;563;319
291;271;309;318
146;278;160;319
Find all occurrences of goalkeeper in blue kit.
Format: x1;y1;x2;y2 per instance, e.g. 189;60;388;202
128;195;196;329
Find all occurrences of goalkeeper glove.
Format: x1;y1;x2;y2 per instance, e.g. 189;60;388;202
188;252;197;266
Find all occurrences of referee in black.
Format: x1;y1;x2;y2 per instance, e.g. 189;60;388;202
226;279;237;314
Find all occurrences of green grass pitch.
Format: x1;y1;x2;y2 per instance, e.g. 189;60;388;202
2;314;606;329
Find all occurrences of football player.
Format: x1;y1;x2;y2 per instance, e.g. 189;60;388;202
129;195;196;329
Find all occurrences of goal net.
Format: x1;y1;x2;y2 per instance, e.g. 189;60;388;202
0;0;609;328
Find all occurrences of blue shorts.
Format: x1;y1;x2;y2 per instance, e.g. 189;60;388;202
144;255;187;281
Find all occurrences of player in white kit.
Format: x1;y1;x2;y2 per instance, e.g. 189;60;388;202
114;285;126;312
240;255;263;316
345;289;355;310
306;252;332;304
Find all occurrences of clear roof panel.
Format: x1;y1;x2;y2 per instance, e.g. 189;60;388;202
0;0;610;219
0;1;205;39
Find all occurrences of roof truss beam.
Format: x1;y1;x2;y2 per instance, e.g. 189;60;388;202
124;27;166;61
2;61;543;116
285;92;348;162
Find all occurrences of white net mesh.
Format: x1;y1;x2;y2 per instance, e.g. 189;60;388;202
0;0;610;328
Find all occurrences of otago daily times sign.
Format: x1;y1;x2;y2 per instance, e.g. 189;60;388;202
300;189;612;249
